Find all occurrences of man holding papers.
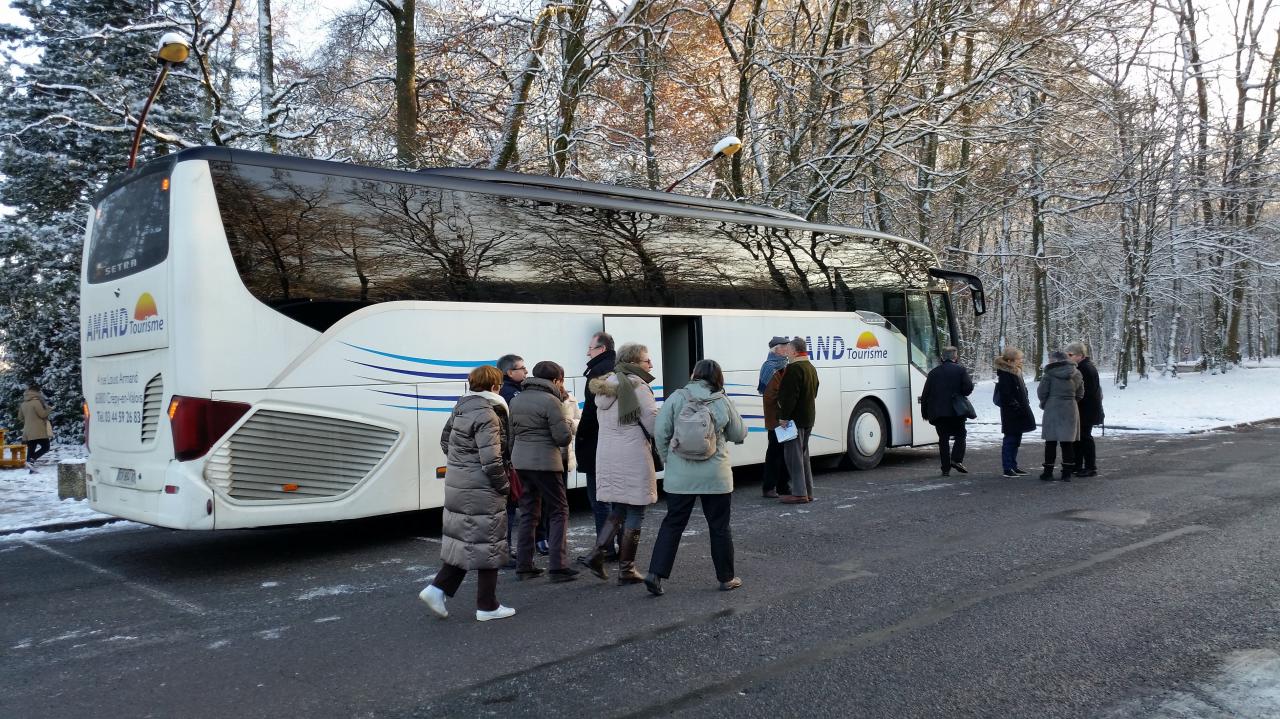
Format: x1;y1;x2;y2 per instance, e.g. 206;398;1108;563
776;337;820;504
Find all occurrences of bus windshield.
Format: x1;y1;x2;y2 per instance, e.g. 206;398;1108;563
87;174;170;284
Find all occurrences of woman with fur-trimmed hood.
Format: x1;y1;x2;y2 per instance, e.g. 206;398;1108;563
993;348;1036;477
581;342;658;585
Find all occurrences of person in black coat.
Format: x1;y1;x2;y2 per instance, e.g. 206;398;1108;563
993;347;1037;477
919;346;976;476
1067;342;1104;477
575;331;617;562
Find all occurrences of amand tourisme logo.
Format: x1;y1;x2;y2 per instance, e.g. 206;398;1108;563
85;292;165;342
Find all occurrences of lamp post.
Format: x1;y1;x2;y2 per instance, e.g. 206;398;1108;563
127;33;191;170
664;135;743;193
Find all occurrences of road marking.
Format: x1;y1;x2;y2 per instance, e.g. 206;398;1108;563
20;539;206;617
622;524;1212;718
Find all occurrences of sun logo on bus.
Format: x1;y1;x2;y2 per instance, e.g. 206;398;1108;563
855;331;879;349
134;292;159;320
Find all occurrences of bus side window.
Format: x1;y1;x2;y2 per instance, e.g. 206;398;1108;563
905;292;938;371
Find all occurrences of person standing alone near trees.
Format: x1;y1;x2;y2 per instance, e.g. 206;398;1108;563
919;346;975;477
777;337;819;503
19;382;52;469
1066;342;1104;477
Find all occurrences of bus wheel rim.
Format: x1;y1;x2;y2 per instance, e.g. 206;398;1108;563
854;412;881;456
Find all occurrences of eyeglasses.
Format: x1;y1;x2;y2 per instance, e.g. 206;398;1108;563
641;358;653;365
512;366;527;372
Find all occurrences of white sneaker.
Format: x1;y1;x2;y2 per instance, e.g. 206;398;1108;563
419;584;448;619
475;605;516;622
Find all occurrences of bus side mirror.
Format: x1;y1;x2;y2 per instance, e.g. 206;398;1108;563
927;268;986;316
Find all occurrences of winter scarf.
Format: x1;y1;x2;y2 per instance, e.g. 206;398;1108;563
613;362;655;425
757;352;788;394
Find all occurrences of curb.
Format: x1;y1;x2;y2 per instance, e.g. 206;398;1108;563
0;517;125;538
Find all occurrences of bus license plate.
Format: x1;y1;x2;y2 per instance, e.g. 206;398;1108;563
115;468;137;486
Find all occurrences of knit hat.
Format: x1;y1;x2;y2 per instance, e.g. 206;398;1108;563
768;336;790;348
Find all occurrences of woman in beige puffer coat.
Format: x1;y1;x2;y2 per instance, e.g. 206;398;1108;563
582;342;658;585
19;384;52;464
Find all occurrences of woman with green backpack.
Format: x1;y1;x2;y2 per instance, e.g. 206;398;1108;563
642;359;747;595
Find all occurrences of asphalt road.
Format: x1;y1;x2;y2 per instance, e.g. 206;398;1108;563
4;423;1280;719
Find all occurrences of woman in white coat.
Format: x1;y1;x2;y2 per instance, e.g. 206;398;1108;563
583;342;658;584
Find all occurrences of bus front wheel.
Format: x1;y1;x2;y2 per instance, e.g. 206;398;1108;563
847;400;887;470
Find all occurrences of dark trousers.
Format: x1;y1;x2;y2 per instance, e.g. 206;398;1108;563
1044;441;1076;467
761;429;790;495
648;493;734;582
431;563;498;611
782;427;814;497
516;469;569;570
26;438;50;464
934;417;967;470
1001;433;1023;472
1078;423;1097;470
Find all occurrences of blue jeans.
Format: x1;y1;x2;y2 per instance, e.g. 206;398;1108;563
1001;433;1023;472
586;472;611;534
609;502;646;530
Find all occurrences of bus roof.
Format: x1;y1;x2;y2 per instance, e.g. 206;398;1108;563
106;146;935;257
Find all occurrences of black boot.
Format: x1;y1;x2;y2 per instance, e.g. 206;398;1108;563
1059;463;1075;482
616;529;645;585
1039;464;1055;481
579;515;621;580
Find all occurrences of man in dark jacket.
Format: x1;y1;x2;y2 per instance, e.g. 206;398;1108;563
1067;342;1104;477
777;337;819;503
576;332;617;561
759;336;792;498
497;354;527;404
919;346;975;476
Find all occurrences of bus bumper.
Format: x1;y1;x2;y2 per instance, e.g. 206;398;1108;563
87;459;215;530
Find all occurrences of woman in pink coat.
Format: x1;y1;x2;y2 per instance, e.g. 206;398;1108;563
583;342;658;585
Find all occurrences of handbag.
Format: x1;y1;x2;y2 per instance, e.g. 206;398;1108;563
952;394;977;420
506;467;524;501
636;422;664;472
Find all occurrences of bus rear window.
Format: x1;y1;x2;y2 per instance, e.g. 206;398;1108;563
87;176;170;284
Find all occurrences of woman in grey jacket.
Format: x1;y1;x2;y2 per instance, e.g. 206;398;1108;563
510;361;577;582
420;365;516;622
1038;351;1086;481
643;360;747;595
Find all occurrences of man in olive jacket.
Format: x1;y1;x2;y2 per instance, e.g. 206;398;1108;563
1066;341;1104;477
919;346;975;476
776;337;819;503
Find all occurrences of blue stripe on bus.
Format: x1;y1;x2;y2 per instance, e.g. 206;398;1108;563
383;404;454;412
349;360;470;380
747;427;769;433
373;389;460;401
345;342;494;367
740;414;764;419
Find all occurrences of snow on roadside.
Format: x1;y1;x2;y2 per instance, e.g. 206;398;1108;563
2;360;1278;535
0;444;115;533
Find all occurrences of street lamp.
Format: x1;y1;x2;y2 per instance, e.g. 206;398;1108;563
664;135;744;193
127;32;191;170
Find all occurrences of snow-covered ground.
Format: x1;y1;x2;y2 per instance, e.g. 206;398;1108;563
3;360;1278;536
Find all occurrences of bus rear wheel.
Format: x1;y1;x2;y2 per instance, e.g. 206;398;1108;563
847;400;887;470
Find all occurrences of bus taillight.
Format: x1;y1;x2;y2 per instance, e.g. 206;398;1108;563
82;400;90;446
168;396;251;461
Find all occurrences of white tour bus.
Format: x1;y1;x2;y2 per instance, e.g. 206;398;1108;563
81;148;984;530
